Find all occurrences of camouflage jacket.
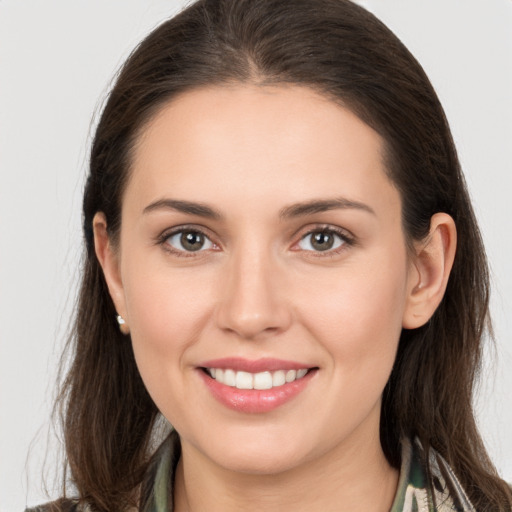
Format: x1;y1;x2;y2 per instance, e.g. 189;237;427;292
26;432;478;511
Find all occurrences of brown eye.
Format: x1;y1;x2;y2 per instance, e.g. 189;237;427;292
298;230;346;252
181;232;205;251
311;232;334;251
165;230;214;253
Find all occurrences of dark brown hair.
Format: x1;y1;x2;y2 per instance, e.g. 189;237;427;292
56;0;511;510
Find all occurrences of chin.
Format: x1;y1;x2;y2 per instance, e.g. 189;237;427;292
218;448;307;476
198;427;318;476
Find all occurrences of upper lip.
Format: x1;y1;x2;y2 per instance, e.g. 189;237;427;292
199;357;315;373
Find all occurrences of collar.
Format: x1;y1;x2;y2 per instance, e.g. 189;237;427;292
390;437;475;512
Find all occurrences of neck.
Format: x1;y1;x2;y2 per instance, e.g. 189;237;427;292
174;428;398;512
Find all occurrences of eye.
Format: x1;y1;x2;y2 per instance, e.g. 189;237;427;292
165;229;214;253
297;229;348;252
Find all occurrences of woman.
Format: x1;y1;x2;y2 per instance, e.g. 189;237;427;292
27;0;512;510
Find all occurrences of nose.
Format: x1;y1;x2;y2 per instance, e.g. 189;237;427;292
215;245;292;340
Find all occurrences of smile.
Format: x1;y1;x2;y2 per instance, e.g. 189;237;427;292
206;368;309;390
198;358;317;413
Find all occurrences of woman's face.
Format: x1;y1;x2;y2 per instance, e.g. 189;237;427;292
108;85;418;474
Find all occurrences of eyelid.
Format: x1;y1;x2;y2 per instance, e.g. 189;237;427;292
155;223;355;257
156;224;219;257
291;224;356;254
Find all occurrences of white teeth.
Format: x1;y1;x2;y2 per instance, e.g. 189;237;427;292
207;367;310;390
224;369;236;387
285;369;297;383
235;371;253;389
253;371;273;390
272;370;286;387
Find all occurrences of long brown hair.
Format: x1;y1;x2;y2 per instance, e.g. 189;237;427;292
56;0;512;510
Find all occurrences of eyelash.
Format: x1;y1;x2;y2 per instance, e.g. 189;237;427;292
156;225;217;258
293;226;355;257
156;224;355;258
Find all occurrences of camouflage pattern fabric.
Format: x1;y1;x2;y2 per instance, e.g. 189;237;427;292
390;438;475;512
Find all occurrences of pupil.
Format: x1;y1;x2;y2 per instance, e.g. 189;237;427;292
181;232;204;251
312;232;333;251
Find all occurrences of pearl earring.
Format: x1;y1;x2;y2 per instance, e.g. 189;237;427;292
116;314;130;335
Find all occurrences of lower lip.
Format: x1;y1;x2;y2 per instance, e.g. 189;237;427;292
198;369;316;413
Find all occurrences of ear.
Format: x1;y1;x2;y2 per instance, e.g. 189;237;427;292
402;213;457;329
93;212;128;324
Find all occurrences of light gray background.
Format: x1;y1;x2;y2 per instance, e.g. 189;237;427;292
1;1;511;510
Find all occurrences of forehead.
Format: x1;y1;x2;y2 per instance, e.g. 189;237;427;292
126;84;398;219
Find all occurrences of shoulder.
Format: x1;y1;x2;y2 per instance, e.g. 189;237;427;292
24;498;81;512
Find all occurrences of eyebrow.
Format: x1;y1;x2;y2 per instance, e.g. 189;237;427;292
278;198;375;219
143;199;223;219
142;197;375;219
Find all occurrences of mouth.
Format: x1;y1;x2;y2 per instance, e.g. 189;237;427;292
197;358;318;413
201;367;312;390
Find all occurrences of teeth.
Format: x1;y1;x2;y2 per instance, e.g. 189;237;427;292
297;369;307;378
253;371;272;390
207;367;310;390
285;369;296;382
236;371;253;389
272;370;286;387
224;369;236;387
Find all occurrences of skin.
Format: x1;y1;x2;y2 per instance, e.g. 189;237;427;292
94;84;456;512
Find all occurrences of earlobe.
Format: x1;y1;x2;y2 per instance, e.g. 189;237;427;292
402;213;457;329
92;212;128;323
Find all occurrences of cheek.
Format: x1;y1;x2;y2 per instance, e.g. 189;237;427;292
123;263;215;386
294;251;409;375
